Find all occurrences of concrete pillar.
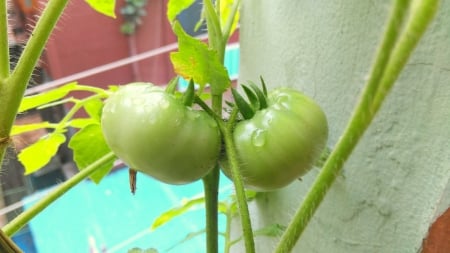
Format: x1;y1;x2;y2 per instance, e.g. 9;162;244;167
235;1;450;252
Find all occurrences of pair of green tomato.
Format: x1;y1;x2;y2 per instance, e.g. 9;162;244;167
101;83;328;191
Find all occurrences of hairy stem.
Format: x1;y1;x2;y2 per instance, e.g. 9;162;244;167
221;108;255;253
194;97;256;253
2;152;116;236
202;166;220;253
0;0;9;79
274;0;440;252
0;0;69;176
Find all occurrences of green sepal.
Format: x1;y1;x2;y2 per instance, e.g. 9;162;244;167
182;79;195;107
165;76;180;94
231;87;254;120
225;100;235;108
248;81;268;109
260;76;268;96
241;84;260;111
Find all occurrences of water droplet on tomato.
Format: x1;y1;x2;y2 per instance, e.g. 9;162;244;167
159;100;170;109
252;129;267;147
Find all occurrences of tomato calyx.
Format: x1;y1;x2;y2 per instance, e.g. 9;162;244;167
230;77;269;120
182;79;196;106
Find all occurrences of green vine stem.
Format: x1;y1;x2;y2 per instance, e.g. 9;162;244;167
0;230;22;253
202;166;220;253
0;0;69;172
54;93;107;132
196;96;256;253
274;0;440;252
222;109;255;253
0;0;9;79
2;152;116;236
221;0;240;45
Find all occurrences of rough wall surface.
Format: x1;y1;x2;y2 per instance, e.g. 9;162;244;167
236;1;450;252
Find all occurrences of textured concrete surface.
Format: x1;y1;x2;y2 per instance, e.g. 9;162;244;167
234;1;450;252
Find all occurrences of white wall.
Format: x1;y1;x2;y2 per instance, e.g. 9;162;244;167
234;1;450;252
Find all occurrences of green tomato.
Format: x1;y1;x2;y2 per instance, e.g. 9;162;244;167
101;83;221;184
221;87;328;191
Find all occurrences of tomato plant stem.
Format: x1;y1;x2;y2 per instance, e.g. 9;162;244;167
195;96;256;253
202;167;220;253
204;0;225;62
0;0;69;176
274;0;440;252
202;92;224;253
222;108;256;253
2;152;116;236
0;0;9;79
0;230;22;253
222;0;240;45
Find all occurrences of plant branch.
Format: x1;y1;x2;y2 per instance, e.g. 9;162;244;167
2;152;116;236
202;166;220;253
0;0;9;79
54;93;106;132
222;0;241;44
0;0;69;171
0;230;22;253
204;0;225;62
274;0;440;252
221;108;255;253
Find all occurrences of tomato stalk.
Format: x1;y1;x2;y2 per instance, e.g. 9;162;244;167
0;230;22;253
201;1;255;252
196;96;256;253
0;0;70;179
220;109;256;253
2;152;116;236
274;0;440;252
0;0;9;80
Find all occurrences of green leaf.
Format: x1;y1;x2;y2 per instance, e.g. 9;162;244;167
11;122;54;136
167;0;196;23
68;118;98;129
127;248;158;253
230;224;287;246
85;0;116;18
229;189;258;216
165;229;206;252
218;201;229;214
151;196;205;230
170;22;231;95
19;133;66;175
19;82;78;113
253;223;286;238
83;98;103;122
68;124;114;183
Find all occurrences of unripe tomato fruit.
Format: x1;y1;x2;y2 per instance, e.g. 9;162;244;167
221;87;328;191
101;83;221;184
